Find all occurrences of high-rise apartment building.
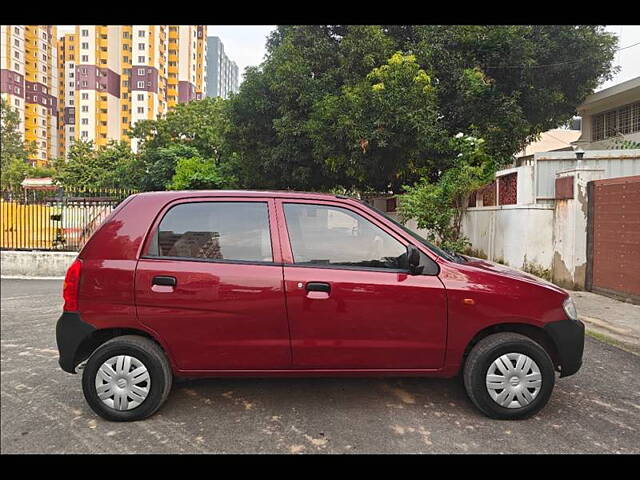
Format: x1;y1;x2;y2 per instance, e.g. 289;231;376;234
167;25;207;109
57;25;207;156
206;36;239;99
1;25;59;166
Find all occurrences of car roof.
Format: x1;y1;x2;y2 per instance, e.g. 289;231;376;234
132;190;360;202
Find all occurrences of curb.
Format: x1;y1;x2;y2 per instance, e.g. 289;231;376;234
1;275;65;280
585;328;640;356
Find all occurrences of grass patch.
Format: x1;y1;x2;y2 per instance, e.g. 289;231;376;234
585;328;639;356
522;259;552;281
462;247;487;259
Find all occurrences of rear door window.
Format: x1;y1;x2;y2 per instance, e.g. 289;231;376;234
283;203;407;270
151;202;273;262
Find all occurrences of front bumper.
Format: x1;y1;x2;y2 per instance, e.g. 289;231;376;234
544;318;585;378
56;312;96;373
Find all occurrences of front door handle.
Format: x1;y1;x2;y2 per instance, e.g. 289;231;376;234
152;275;176;287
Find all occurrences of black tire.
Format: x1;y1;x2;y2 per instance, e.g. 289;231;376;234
82;335;173;422
463;332;555;420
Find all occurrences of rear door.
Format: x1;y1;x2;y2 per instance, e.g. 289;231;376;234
277;199;447;370
135;197;291;371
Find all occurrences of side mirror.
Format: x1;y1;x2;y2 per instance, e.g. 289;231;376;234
406;245;424;275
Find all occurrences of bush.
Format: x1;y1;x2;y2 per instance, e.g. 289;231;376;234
398;133;496;252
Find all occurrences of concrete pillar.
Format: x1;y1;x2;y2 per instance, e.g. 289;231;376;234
552;168;604;289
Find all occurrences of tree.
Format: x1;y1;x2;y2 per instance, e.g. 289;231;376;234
397;25;619;163
228;25;618;191
1;98;35;189
308;52;446;192
167;155;236;191
398;134;496;252
52;140;138;190
130;97;236;191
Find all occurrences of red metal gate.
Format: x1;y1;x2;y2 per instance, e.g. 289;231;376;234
586;175;640;303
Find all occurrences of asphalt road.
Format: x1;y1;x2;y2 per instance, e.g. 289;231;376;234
2;278;639;454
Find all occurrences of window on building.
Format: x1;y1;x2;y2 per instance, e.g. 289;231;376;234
82;29;89;37
137;94;144;101
137;68;145;75
138;56;145;63
81;118;88;125
82;93;89;100
138;30;146;37
592;102;640;142
82;105;89;112
137;107;145;114
138;43;145;50
81;131;88;137
82;55;88;62
137;81;145;88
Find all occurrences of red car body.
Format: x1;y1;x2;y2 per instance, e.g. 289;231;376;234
57;190;583;381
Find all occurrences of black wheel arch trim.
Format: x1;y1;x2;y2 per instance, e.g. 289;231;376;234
543;318;585;378
56;312;96;373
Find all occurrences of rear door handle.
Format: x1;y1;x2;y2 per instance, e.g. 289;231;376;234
152;276;176;287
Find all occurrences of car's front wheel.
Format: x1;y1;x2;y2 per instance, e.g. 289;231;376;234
463;332;556;420
81;335;172;421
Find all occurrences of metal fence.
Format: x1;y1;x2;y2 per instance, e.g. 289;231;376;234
0;188;137;251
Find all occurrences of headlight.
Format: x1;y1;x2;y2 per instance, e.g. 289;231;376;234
563;297;578;321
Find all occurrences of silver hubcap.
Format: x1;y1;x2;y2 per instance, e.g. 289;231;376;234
95;355;151;411
486;353;542;409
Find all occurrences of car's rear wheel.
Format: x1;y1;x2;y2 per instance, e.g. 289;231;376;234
82;335;172;421
463;332;555;420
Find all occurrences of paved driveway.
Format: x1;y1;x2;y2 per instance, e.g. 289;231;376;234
2;279;639;453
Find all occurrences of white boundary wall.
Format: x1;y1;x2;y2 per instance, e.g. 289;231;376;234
1;251;77;278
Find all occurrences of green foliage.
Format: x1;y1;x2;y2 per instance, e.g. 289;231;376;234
167;152;236;191
605;137;640;150
522;258;552;281
130;97;236;191
228;25;618;191
309;52;446;191
52;140;139;190
1;98;36;189
398;134;496;252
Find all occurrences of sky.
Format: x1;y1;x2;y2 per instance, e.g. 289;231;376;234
57;25;639;89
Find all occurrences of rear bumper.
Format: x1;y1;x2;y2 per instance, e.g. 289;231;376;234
56;312;96;373
544;318;585;378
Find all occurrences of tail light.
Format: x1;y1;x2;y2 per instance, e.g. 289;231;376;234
63;259;82;312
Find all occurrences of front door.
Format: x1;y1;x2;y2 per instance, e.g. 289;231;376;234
135;198;291;371
278;200;447;369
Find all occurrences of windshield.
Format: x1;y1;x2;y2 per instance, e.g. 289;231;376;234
359;201;460;263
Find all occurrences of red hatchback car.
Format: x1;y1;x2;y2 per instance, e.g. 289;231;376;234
56;190;584;421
